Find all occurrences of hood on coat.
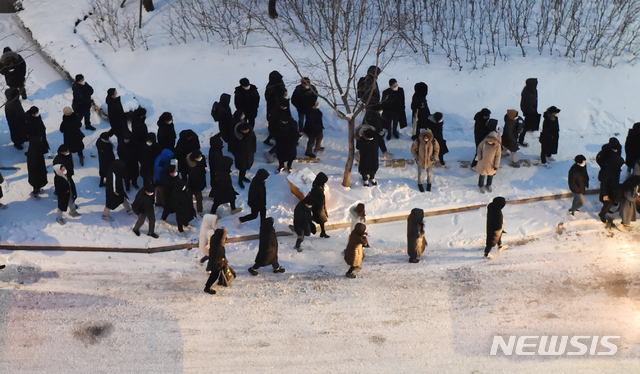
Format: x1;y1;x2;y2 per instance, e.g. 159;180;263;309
367;65;382;77
419;129;433;142
254;168;270;183
5;87;19;101
179;129;197;141
132;106;147;121
145;132;157;144
260;217;274;235
413;82;428;97
158;148;174;162
489;196;506;211
352;222;367;236
525;78;538;89
219;93;231;106
483;132;500;145
487;119;498;132
57;144;70;154
209;134;223;150
506;109;518;121
474;108;491;121
186;151;202;168
355;203;365;218
268;70;283;83
53;163;66;178
408;208;424;224
608;137;621;151
210;227;228;248
633;122;640;133
158;112;173;125
234;121;252;139
313;172;328;187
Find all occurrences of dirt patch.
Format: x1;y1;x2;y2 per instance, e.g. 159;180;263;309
369;335;386;345
73;321;114;346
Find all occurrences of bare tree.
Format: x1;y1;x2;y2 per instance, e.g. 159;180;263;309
244;0;409;187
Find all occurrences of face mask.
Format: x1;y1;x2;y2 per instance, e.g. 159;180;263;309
424;138;429;142
61;152;69;156
303;85;310;89
182;186;186;191
80;81;85;85
392;86;399;91
196;157;203;162
124;139;130;143
146;191;154;196
378;111;383;116
243;86;250;90
579;162;586;167
146;141;152;146
62;169;68;175
487;142;495;146
167;120;173;125
284;93;288;99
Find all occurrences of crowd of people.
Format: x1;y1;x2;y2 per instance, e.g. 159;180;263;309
2;47;640;291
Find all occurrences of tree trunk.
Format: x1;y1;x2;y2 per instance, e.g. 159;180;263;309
342;117;355;187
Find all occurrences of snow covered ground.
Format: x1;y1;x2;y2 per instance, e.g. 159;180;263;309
0;0;638;371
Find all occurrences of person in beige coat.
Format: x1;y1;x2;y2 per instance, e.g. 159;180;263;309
473;131;502;193
344;223;369;278
411;129;440;192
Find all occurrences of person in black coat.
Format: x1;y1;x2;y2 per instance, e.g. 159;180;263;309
485;196;506;258
411;82;430;140
117;130;141;191
596;137;624;223
186;150;207;216
230;120;256;188
139;132;161;186
25;106;48;145
356;128;380;187
96;132;115;187
473;108;492;149
4;88;27;149
71;74;95;131
381;78;407;139
264;70;287;143
52;145;79;222
568;154;589;216
132;184;158;238
53;164;80;225
234;78;260;129
624;122;640;174
208;134;224;198
105;88;127;140
407;208;426;263
212;93;234;143
174;178;196;233
239;168;270;223
303;101;324;158
292;198;315;251
157;112;176;152
102;159;133;221
52;144;76;187
357;65;381;109
425;112;449;165
248;217;286;275
307;172;330;238
160;165;179;221
363;105;391;157
59;107;86;166
204;228;231;295
274;116;300;174
539;106;560;166
0;47;27;99
210;156;242;215
130;106;149;147
26;135;48;198
174;129;200;181
291;77;318;132
520;78;539;141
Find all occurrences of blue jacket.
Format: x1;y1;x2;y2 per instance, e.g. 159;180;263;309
154;149;174;184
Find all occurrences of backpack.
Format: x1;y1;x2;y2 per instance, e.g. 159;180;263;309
210;101;220;122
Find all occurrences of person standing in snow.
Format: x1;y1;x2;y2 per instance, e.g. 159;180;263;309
52;145;76;195
411;82;430;140
596;138;624;224
160;165;179;222
211;93;234;143
59;107;86;166
239;168;269;223
25;106;48;147
356;127;380;187
210;156;242;215
131;183;158;238
484;197;506;259
344;223;369;278
363;104;393;160
0;170;8;210
248;217;286;276
230;119;256;188
26;135;48;199
624;122;640;174
274;116;300;174
411;129;440;193
52;164;81;225
153;148;174;205
117;130;141;191
186;150;207;217
307;172;330;238
234;78;260;129
292;198;315;251
381;78;407;139
4;88;27;150
407;208;426;263
96;132;115;187
105;88;127;140
291;77;318;133
473;108;492;150
520;78;539;144
568;155;589;216
139;133;161;186
208;134;224;199
539;106;560;167
424;112;448;166
130;106;148;146
357;66;382;109
264;70;287;145
501;109;523;167
349;203;366;231
174;129;200;181
157;112;177;152
618;175;640;228
302;101;325;158
203;228;234;295
473;128;501;193
173;178;196;234
102;159;134;221
0;47;27;99
71;74;95;131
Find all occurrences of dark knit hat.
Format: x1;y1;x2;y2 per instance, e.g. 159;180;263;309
609;137;621;151
434;112;443;123
144;184;155;193
363;128;376;139
57;144;70;154
27;106;39;115
239;78;250;87
574;154;586;163
99;132;111;140
3;47;11;53
480;108;491;117
75;74;84;83
389;78;397;87
107;88;116;97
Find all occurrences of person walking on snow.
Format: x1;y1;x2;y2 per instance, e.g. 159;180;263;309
248;217;286;276
302;101;325;158
212;93;234;143
501;109;524;167
210;156;242;215
274;116;300;174
424;112;448;166
292;198;315;251
157;112;177;152
26;135;48;199
356;128;380;187
131;184;159;238
53;164;81;225
105;88;127;140
520;78;539;143
539;106;560;167
619;175;640;228
60;107;86;166
117;131;141;191
102;160;134;221
407;208;426;263
349;203;366;232
411;82;430;140
473;128;501;193
203;228;234;295
344;223;369;278
71;74;95;131
186;150;207;216
484;197;506;259
229;120;256;188
596;138;624;224
239;168;269;223
96;132;115;187
411;129;440;192
4;88;27;149
307;172;330;238
568;155;589;216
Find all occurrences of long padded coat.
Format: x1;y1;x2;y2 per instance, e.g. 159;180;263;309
473;132;502;176
407;208;426;260
486;197;506;248
344;223;368;267
255;217;279;268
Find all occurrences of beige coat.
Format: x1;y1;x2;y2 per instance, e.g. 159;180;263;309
474;132;501;176
411;129;440;169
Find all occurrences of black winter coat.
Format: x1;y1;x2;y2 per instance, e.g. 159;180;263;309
157;119;176;152
502;114;520;153
291;84;318;114
139;133;161;184
473;112;491;148
161;168;178;214
211;156;237;204
382;87;406;121
407;208;426;260
4;88;27;145
105;95;127;139
275;120;300;163
26;137;48;190
0;51;26;88
255;217;278;267
117;137;140;180
293;199;314;237
265;71;286;119
130;107;149;146
208;135;224;197
425;115;449;156
207;229;228;272
624;123;640;168
105;160;128;210
486;197;506;248
26;113;47;142
539;111;559;155
230;122;256;172
303;108;324;137
53;152;75;178
247;168;269;211
411;82;430;126
357;66;381;108
60;113;85;153
307;172;328;224
96;138;115;179
234;84;260;120
597;144;624;202
520;79;538;115
356;135;379;176
214;93;234;143
132;188;155;218
568;163;589;194
173;179;196;226
71;82;94;113
186;152;207;192
363;109;384;132
54;173;72;211
174;130;200;179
